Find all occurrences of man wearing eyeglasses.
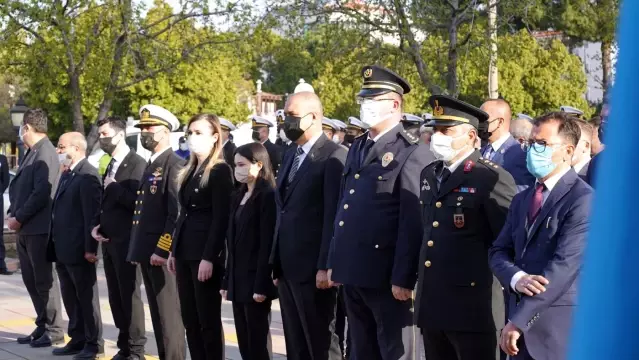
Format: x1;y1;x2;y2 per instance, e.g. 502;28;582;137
480;99;535;193
327;65;434;360
489;112;592;360
415;95;516;360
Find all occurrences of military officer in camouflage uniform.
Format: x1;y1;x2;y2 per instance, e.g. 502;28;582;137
416;95;517;360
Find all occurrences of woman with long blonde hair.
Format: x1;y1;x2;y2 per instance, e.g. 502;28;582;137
167;113;234;360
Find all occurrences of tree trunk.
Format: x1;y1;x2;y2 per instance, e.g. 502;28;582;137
487;0;499;99
601;40;613;95
69;73;84;133
447;21;458;96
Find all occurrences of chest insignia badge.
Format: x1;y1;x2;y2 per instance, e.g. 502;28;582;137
150;184;157;194
422;179;431;191
152;168;163;177
381;152;394;167
454;213;465;228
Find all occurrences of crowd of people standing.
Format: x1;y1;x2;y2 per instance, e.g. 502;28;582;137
3;63;602;360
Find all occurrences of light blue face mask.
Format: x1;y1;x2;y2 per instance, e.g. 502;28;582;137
526;143;560;179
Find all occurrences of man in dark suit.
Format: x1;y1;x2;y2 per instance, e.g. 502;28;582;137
252;116;282;175
572;120;593;181
489;112;593;360
219;117;237;168
328;66;434;360
49;132;103;359
275;110;294;154
270;91;346;360
480;99;535;192
416;95;517;360
0;153;11;275
91;116;147;360
127;104;186;360
8;108;64;347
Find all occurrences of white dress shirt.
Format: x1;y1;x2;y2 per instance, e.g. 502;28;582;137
150;146;171;164
69;157;86;172
107;149;128;178
490;133;511;152
293;131;323;173
510;165;572;291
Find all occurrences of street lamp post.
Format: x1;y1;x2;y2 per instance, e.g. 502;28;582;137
9;97;28;166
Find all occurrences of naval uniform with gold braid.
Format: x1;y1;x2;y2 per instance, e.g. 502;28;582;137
328;123;435;360
415;151;516;360
127;148;186;360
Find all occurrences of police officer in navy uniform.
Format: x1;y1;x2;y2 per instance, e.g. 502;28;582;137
415;95;517;360
327;65;435;360
127;104;186;360
343;117;368;148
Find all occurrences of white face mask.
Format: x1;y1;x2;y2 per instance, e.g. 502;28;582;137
234;166;249;183
58;153;71;166
187;134;216;155
332;134;341;144
279;129;289;143
179;143;188;151
360;100;390;128
430;132;468;162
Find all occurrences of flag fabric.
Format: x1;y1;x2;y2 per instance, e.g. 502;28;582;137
568;1;639;358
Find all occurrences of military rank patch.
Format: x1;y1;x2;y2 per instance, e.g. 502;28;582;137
463;160;474;173
157;233;172;251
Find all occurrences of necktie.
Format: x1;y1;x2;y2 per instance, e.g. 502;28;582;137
360;139;375;166
482;145;494;161
57;170;71;198
434;161;451;189
528;183;545;224
287;147;304;184
103;158;116;182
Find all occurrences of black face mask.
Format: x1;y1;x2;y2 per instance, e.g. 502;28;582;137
344;134;356;145
283;114;312;142
252;130;261;141
140;132;159;151
99;135;119;155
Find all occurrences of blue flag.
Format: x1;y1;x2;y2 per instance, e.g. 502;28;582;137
568;1;638;359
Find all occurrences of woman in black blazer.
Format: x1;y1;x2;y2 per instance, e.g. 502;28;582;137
167;113;234;360
221;142;277;360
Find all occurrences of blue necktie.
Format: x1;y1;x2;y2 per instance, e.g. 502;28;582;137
482;145;494;160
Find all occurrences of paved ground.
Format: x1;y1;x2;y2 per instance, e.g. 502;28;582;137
0;261;288;360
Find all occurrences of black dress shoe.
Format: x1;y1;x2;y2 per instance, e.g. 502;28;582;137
110;353;135;360
73;349;105;360
17;328;44;344
0;268;13;275
52;342;85;356
30;333;64;348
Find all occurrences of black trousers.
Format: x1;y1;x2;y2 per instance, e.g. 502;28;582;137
140;263;186;360
343;285;416;360
422;330;499;360
17;234;63;337
103;241;146;357
232;300;271;360
56;262;104;353
175;259;224;360
0;196;6;270
278;276;342;360
336;287;351;357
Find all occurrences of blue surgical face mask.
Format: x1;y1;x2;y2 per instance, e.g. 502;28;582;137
526;143;559;179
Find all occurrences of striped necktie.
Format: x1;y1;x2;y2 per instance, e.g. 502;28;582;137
287;147;304;184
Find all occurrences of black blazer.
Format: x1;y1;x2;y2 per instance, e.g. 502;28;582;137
48;159;102;264
222;141;237;168
263;139;282;175
0;155;10;194
94;150;147;241
172;159;234;263
128;149;184;262
269;134;347;283
223;180;278;302
9;137;60;235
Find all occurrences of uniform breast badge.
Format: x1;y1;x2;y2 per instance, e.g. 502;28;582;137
150;167;163;194
382;152;394;167
422;179;431;191
454;206;465;228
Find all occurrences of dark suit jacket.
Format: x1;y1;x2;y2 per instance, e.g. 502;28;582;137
0;155;9;194
586;152;601;187
270;134;346;283
93;150;146;242
488;169;592;360
222;141;237;167
9;137;60;235
263;139;282;175
486;135;535;193
576;160;590;182
223;179;278;302
128;149;184;262
328;124;435;289
48;159;102;264
172;159;233;263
